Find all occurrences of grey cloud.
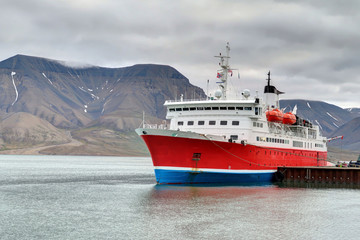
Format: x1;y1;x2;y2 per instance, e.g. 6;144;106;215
0;0;359;107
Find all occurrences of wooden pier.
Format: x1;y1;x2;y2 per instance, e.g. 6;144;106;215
276;166;360;185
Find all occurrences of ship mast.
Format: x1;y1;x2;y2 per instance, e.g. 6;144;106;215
215;42;231;100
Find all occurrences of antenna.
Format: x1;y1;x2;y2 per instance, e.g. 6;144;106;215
207;79;209;100
214;42;231;100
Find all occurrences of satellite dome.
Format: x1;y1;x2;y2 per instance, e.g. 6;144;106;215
215;89;222;99
242;89;251;99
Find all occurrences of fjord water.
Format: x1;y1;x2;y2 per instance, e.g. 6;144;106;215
1;155;359;240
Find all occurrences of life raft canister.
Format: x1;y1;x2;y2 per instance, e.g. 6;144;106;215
282;112;296;125
266;109;284;123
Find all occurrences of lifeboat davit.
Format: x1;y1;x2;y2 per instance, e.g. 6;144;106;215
282;112;296;125
266;109;284;123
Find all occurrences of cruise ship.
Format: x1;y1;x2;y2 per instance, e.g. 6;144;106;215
136;43;329;184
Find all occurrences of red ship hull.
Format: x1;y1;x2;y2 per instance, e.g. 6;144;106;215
141;134;328;184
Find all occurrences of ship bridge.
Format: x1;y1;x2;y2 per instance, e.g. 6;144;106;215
164;98;266;140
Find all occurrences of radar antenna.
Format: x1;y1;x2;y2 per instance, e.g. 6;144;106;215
214;42;231;100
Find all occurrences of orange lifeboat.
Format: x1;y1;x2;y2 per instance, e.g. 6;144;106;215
266;109;284;123
283;112;296;125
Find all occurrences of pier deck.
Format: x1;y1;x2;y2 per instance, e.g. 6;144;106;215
276;166;360;184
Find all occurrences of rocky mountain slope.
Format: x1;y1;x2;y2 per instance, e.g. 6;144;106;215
328;117;360;151
0;54;205;154
0;55;205;129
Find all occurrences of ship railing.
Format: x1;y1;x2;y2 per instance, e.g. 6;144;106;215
165;98;208;103
143;124;168;130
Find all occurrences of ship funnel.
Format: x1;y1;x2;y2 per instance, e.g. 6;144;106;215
264;71;284;109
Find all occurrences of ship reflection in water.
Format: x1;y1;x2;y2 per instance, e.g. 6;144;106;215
143;184;359;239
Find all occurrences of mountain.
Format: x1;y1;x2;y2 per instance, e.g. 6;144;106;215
0;54;205;130
0;112;70;149
346;108;360;118
328;117;360;151
0;54;205;154
280;99;356;137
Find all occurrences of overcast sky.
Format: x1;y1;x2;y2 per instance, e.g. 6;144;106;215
1;0;359;108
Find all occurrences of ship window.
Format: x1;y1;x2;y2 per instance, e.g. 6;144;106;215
212;107;219;110
228;107;235;110
197;107;204;110
253;122;256;127
220;107;227;110
198;121;205;125
293;141;303;148
255;107;259;115
232;121;239;126
188;121;194;126
230;135;238;140
257;136;260;141
209;121;216;125
245;107;252;110
169;108;175;112
190;107;196;111
236;106;244;110
183;107;189;111
260;123;263;128
204;107;211;110
220;121;227;125
176;108;182;111
178;121;183;126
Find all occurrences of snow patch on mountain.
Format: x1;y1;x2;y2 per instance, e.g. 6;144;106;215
42;73;53;85
10;72;18;106
327;112;338;121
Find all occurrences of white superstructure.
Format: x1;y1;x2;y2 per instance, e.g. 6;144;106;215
158;43;327;152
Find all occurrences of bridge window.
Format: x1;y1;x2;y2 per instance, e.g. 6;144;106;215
293;141;303;148
198;121;205;125
228;107;235;110
220;121;227;125
212;107;219;110
220;107;227;110
187;121;194;126
236;106;244;110
178;121;183;126
232;121;239;125
209;121;216;125
183;107;189;111
245;107;252;110
176;108;182;111
169;108;175;112
204;107;211;110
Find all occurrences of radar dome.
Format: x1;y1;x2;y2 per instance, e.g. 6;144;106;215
242;89;251;99
215;89;222;99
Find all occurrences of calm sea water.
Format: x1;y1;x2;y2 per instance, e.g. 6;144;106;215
0;155;359;240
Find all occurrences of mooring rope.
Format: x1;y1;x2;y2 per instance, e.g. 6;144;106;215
201;134;327;168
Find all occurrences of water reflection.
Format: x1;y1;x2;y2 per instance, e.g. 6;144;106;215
148;183;278;201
